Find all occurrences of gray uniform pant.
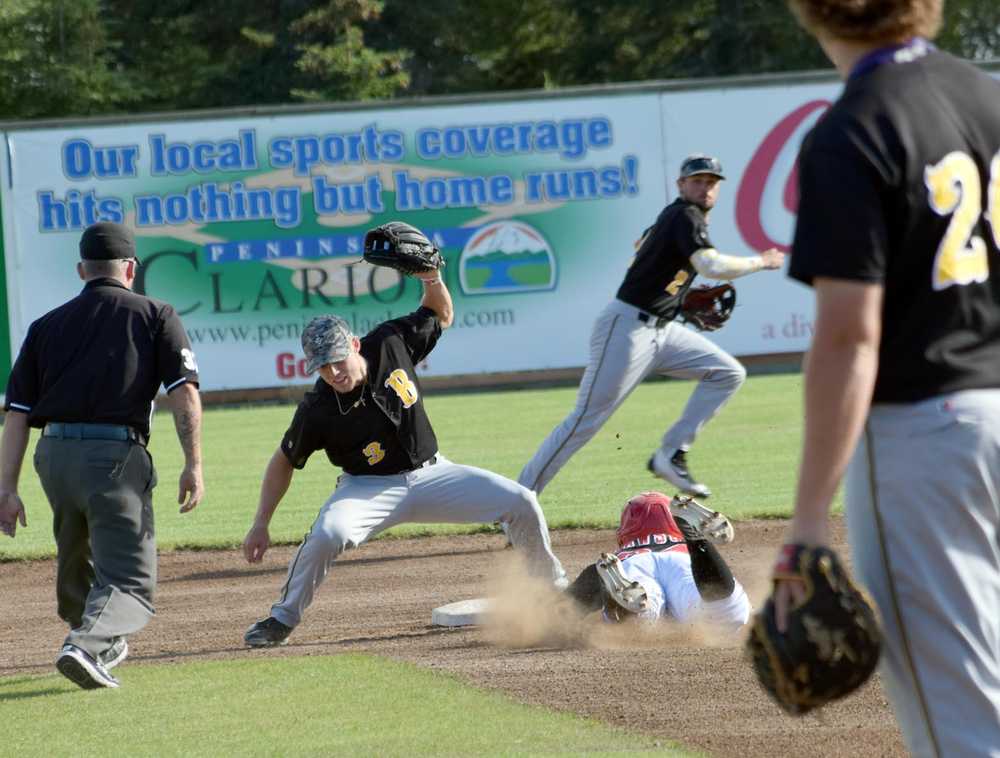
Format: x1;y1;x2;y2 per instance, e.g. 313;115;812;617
270;453;566;627
518;299;746;494
846;390;1000;758
34;437;158;659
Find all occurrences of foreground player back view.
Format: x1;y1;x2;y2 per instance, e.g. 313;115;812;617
241;222;565;648
761;1;1000;754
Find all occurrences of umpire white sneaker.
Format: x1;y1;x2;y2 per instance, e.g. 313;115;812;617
56;644;120;689
245;617;293;647
648;448;711;498
669;495;734;545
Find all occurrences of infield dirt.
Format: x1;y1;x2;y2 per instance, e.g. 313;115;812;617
0;518;904;757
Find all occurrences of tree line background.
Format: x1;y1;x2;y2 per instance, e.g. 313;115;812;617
2;0;998;121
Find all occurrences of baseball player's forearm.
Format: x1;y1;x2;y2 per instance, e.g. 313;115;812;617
690;248;764;279
252;449;295;527
0;410;29;492
791;278;882;545
418;275;454;328
690;247;785;279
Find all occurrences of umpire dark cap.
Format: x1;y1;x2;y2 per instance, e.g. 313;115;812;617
680;154;725;180
80;222;138;261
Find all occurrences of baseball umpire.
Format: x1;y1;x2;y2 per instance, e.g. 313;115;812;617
566;491;749;630
756;1;1000;753
242;222;566;647
518;154;785;500
0;222;204;689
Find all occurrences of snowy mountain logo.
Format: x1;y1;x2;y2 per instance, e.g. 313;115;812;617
458;221;556;296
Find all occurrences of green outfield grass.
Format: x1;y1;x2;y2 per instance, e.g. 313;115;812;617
0;372;819;561
1;655;688;757
0;376;798;757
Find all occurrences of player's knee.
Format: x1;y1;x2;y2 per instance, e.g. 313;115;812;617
728;362;747;388
309;520;350;556
507;486;545;523
710;361;745;391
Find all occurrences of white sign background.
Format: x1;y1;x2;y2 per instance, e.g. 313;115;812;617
1;77;847;390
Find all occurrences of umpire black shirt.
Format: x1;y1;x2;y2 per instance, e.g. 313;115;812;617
4;277;199;437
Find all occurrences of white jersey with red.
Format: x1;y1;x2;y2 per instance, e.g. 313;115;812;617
614;533;751;631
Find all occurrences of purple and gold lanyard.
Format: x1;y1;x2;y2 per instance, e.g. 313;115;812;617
849;37;935;81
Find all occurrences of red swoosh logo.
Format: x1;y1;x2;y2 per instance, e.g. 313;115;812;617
735;100;830;252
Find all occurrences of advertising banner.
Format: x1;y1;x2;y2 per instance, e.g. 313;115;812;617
0;76;847;391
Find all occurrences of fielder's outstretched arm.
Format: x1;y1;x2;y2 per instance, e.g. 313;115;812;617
415;272;454;328
243;448;296;563
690;247;785;279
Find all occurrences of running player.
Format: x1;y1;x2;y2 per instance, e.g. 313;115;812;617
518;154;785;499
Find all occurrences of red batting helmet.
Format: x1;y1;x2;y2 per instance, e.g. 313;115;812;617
616;491;685;548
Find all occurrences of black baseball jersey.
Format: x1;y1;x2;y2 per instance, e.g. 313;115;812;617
616;198;712;319
4;277;199;437
789;46;1000;403
281;307;441;475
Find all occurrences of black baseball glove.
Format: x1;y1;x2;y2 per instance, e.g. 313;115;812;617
746;544;882;716
363;221;445;276
679;283;736;331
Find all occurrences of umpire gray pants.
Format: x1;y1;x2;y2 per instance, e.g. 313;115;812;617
518;299;745;494
34;437;158;659
846;390;1000;757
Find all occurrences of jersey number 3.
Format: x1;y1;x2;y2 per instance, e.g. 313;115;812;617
925;150;1000;290
363;442;385;465
385;369;419;408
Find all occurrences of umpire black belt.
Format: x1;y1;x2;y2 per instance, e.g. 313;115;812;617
637;311;671;329
43;422;147;447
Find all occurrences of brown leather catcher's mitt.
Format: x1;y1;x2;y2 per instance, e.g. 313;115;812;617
746;544;882;716
679;283;736;331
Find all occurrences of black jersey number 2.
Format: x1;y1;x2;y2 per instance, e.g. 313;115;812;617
925;150;1000;290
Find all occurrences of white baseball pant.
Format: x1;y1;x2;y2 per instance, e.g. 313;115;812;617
519;298;746;494
846;390;1000;757
269;453;566;627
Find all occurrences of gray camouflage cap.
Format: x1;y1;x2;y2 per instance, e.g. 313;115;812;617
301;315;353;373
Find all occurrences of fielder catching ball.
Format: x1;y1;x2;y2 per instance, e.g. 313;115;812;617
242;222;566;647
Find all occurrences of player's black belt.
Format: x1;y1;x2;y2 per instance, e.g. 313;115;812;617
43;422;147;447
637;311;671;328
